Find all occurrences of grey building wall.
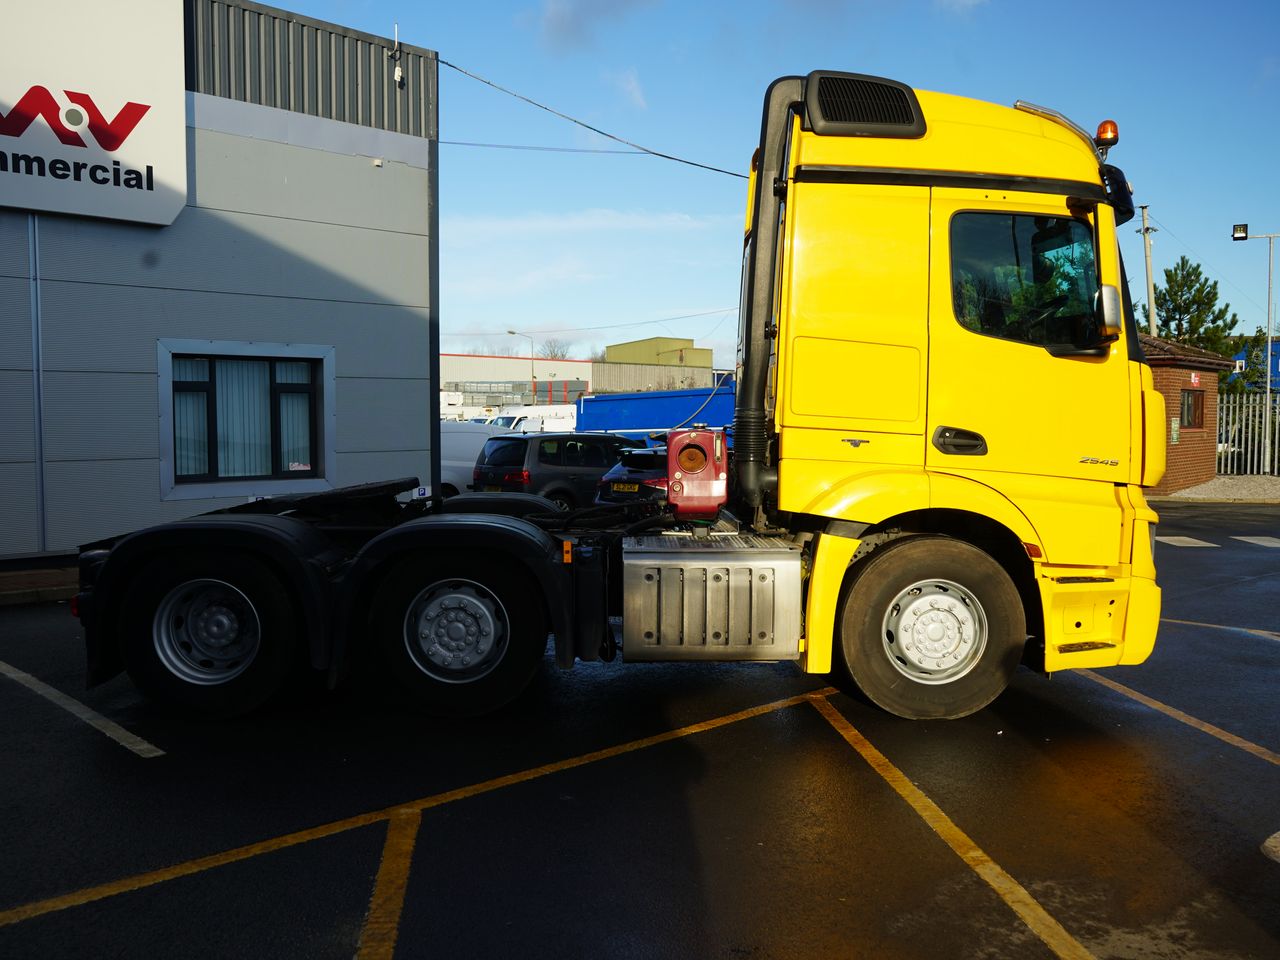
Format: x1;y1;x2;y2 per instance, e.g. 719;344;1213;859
0;4;437;556
0;216;38;553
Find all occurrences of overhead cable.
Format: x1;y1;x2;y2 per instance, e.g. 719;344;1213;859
439;59;747;180
440;139;644;155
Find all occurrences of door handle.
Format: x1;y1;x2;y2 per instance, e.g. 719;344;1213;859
932;426;987;456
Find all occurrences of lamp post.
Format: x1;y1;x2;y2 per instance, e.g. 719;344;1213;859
507;329;536;405
1231;224;1276;474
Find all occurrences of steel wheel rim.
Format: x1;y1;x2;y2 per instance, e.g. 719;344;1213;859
881;577;987;684
153;578;261;685
403;578;508;684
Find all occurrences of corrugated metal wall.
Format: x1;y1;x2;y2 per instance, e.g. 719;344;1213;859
590;362;716;393
186;0;437;138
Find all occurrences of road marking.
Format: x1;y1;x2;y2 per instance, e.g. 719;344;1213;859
1161;618;1280;643
1154;536;1218;548
1078;671;1280;767
0;660;164;759
1263;831;1280;864
356;810;422;960
0;688;832;929
808;696;1095;960
1231;535;1280;548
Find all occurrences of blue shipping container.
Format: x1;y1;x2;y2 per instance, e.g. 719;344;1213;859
576;383;736;444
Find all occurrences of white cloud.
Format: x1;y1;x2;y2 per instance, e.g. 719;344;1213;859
608;67;648;110
446;253;600;298
439;208;743;364
540;0;658;51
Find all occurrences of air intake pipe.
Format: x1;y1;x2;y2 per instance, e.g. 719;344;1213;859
735;76;803;510
735;72;924;511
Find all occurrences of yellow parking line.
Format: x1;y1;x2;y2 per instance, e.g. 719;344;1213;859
356;810;423;960
0;811;391;928
1078;670;1280;766
0;689;829;929
808;696;1096;960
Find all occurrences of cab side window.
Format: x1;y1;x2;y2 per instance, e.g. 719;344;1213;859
951;213;1101;349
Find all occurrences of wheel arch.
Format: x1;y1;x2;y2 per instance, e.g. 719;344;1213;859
803;505;1043;675
84;515;341;686
855;509;1041;647
338;514;573;677
535;484;577;508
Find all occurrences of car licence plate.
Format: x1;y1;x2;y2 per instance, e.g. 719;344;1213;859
484;485;501;492
612;482;639;493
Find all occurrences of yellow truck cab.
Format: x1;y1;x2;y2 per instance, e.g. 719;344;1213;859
732;72;1164;718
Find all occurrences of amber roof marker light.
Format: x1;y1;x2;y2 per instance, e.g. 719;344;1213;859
1094;119;1119;159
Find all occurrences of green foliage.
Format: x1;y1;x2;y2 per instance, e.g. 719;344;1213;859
1148;256;1241;389
1152;256;1239;352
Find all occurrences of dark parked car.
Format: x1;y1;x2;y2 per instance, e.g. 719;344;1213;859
595;445;668;505
471;432;641;509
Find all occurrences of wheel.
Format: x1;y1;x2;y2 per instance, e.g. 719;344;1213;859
369;552;547;715
121;551;300;716
838;536;1025;720
441;484;459;498
545;491;574;511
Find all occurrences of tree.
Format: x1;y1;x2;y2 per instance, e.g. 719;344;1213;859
1153;256;1239;355
537;338;573;360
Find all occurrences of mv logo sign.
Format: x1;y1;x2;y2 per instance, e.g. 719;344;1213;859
2;0;185;224
0;86;150;151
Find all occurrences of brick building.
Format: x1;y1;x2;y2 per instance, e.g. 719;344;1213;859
1139;334;1234;495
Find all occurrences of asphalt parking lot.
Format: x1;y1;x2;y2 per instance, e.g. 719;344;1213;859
1;500;1277;959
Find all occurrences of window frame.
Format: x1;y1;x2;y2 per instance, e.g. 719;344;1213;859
948;209;1103;351
1180;388;1205;429
158;339;336;501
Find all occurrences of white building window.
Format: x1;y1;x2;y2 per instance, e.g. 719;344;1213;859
159;340;335;500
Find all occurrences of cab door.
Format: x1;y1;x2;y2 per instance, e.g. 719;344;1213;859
926;190;1132;562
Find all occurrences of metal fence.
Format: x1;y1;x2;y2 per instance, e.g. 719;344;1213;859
1217;393;1280;475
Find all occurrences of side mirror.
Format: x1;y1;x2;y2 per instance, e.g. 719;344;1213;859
1098;285;1123;342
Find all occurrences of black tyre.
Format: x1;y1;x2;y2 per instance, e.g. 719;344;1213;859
121;551;300;717
839;536;1025;720
544;490;574;511
369;553;547;715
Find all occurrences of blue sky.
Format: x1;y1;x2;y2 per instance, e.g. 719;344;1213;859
295;0;1279;365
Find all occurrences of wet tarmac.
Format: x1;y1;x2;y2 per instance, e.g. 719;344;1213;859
0;500;1276;959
